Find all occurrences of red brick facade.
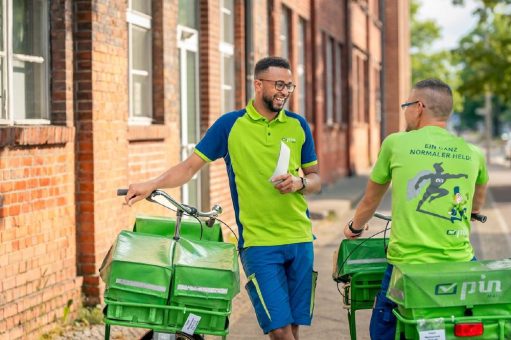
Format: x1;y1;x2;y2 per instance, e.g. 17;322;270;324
0;0;409;338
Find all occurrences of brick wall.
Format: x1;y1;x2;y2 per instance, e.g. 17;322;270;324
0;1;82;338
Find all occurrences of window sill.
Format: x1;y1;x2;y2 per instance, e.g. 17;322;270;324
128;124;170;142
0;125;75;148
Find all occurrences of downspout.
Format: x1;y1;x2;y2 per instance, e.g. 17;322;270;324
345;0;353;175
380;0;386;142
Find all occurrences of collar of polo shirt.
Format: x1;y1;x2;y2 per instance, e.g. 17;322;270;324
246;99;287;123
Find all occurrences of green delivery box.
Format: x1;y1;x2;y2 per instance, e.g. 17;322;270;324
388;259;511;339
100;231;174;325
134;214;223;242
333;238;388;309
166;237;240;332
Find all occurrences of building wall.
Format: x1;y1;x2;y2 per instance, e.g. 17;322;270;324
0;1;82;338
0;0;409;338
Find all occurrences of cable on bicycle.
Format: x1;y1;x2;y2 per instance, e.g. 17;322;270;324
336;224;391;304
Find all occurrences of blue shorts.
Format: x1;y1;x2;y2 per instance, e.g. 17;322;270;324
240;242;317;334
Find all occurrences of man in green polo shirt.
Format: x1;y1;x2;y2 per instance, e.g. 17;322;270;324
343;78;488;340
126;56;321;340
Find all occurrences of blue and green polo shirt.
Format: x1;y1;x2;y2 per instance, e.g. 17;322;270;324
194;100;318;249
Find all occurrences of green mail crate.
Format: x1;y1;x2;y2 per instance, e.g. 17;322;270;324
134;214;223;242
333;238;388;306
388;259;511;339
166;237;240;332
100;231;174;325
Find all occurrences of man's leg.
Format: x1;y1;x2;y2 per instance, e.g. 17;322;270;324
269;325;295;340
369;264;397;340
286;243;315;337
240;246;295;337
291;324;299;340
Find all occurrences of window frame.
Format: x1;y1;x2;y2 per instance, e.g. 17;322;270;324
127;1;153;125
220;0;235;113
0;0;50;126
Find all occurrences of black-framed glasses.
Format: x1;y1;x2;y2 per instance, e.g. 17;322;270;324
400;100;420;109
258;79;296;93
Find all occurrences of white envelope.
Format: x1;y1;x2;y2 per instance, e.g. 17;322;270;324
269;141;290;182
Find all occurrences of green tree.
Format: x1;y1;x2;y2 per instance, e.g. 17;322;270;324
410;0;462;111
452;0;511;133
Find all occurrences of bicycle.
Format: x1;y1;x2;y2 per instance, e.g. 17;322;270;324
100;189;240;340
333;212;511;339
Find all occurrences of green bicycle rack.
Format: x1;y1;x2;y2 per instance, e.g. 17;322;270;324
333;237;388;340
388;259;511;339
100;215;240;339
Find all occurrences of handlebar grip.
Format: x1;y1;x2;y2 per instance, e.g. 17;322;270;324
117;189;129;196
374;212;392;221
471;213;487;223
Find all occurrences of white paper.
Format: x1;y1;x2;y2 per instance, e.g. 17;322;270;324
419;329;446;340
181;313;201;335
269;141;290;182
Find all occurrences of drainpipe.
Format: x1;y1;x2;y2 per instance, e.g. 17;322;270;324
380;0;386;142
345;0;354;175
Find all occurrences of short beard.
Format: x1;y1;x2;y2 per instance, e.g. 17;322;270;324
262;93;285;113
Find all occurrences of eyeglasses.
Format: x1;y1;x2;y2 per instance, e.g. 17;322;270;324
400;100;423;109
258;79;296;93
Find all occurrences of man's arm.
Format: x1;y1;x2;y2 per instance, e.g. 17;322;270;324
344;179;390;239
471;183;487;214
125;153;206;205
272;164;321;195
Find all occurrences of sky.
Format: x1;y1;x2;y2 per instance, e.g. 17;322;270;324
417;0;479;51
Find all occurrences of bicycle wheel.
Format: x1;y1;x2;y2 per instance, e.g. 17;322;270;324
175;332;204;340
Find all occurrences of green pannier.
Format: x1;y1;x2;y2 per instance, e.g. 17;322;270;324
333;237;389;282
166;237;240;332
134;214;223;242
100;231;174;325
388;259;511;339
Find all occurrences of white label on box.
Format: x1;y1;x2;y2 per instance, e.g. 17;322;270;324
181;313;201;335
419;329;446;340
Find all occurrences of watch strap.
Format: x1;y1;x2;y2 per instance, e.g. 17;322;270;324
348;220;363;234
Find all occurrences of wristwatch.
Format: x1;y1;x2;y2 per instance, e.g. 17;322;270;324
348;220;364;235
299;176;308;192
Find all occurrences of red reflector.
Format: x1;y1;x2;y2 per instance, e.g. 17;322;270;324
454;323;484;337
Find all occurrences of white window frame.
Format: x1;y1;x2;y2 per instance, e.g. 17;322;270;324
127;2;152;125
0;0;50;125
280;6;290;60
297;18;306;116
335;43;343;123
220;0;235;113
325;36;333;126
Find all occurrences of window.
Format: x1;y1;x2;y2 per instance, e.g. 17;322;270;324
280;6;291;60
297;18;306;116
325;36;333;125
127;0;152;124
220;0;235;112
0;0;49;124
335;44;343;123
245;0;254;102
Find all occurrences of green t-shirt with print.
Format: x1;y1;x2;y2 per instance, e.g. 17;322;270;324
371;126;489;264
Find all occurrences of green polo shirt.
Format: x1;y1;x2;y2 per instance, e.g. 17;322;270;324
194;100;318;248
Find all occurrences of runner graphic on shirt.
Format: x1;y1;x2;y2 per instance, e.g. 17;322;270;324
407;162;468;222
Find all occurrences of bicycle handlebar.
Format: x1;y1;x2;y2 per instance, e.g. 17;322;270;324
372;211;487;223
117;188;223;219
470;213;487;223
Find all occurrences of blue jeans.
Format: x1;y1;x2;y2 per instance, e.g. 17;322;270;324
369;264;397;340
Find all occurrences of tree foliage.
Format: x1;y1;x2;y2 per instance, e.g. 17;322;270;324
410;0;462;112
452;0;511;132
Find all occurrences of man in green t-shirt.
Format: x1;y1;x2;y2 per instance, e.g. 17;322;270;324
343;79;488;340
